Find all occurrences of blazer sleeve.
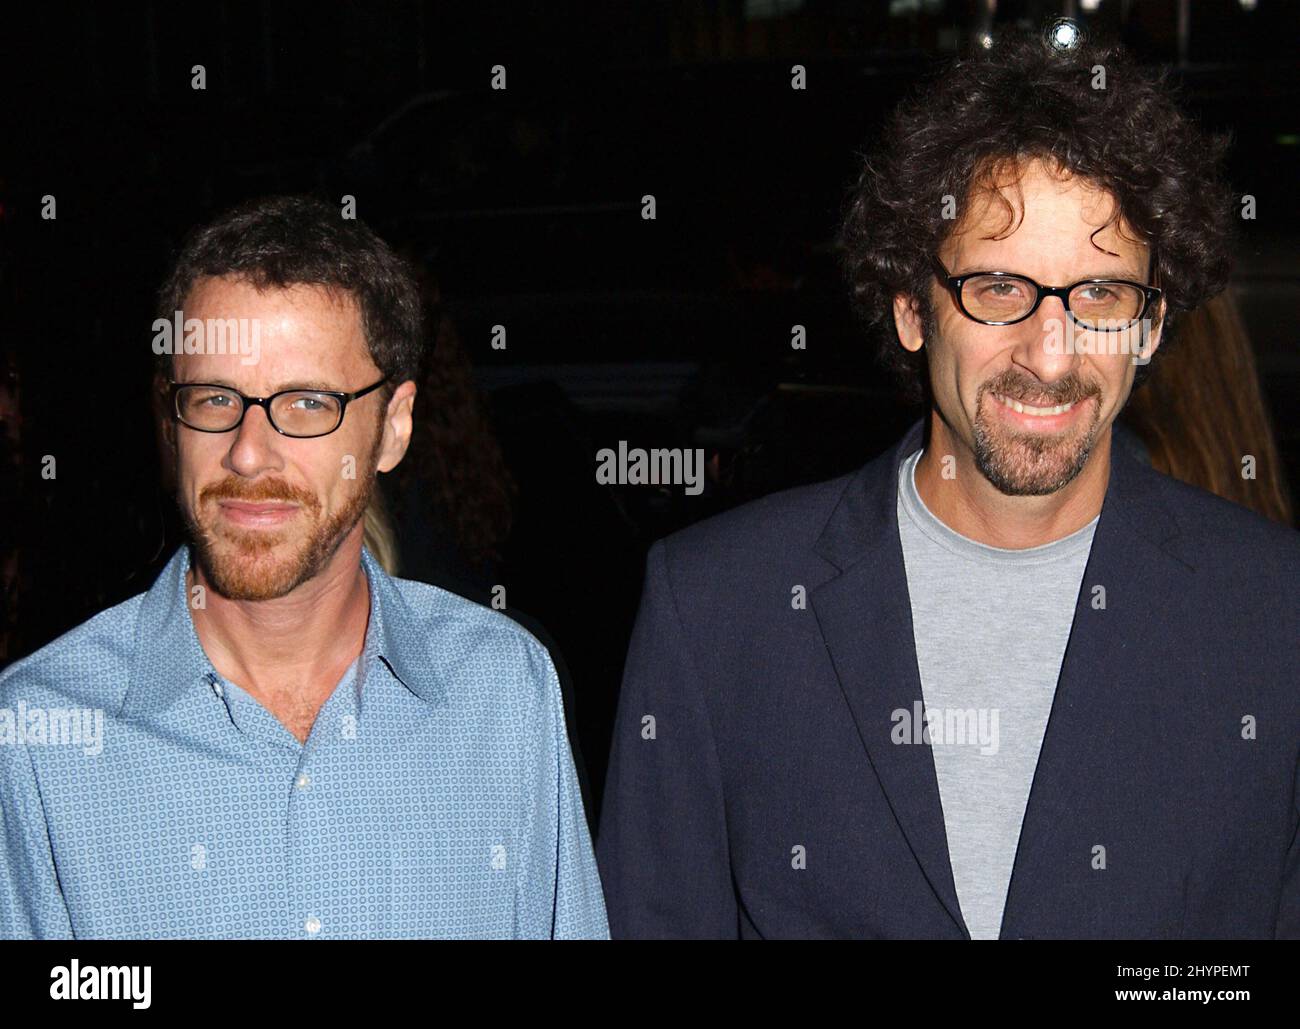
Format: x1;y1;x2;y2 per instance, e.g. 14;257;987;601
1276;761;1300;940
596;539;739;938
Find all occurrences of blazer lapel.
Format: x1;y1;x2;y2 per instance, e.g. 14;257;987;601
808;421;1197;938
810;419;969;935
999;433;1195;935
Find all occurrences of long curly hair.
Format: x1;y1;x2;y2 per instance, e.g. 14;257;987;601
838;27;1238;404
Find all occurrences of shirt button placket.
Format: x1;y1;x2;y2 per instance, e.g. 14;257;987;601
288;752;320;938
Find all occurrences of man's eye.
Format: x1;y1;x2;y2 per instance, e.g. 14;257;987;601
290;395;326;411
197;393;233;407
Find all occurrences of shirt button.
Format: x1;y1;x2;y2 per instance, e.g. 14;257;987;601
305;915;321;935
295;773;311;789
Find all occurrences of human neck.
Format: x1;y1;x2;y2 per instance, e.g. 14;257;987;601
187;533;371;699
912;411;1110;550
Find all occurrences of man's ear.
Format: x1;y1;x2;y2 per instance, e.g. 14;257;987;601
892;293;926;354
151;375;179;491
1128;297;1167;370
376;380;417;474
1142;297;1167;361
152;375;177;448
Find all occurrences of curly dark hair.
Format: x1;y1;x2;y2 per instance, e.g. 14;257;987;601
839;26;1237;404
155;194;424;390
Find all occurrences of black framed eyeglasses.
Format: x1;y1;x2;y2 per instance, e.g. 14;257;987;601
933;258;1162;331
168;376;388;438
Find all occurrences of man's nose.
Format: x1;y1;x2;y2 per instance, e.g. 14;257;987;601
225;404;285;477
1009;296;1081;382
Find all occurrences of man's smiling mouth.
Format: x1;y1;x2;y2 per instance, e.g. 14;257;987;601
991;393;1077;417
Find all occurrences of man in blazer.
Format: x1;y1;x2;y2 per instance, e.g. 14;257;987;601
596;29;1300;938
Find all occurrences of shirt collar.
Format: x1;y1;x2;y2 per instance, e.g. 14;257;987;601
120;545;448;721
355;545;448;710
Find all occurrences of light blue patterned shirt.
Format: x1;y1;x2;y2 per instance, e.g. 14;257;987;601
0;546;608;939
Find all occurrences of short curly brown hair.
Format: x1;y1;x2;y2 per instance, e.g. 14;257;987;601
838;26;1237;404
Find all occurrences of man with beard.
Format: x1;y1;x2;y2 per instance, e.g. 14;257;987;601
598;28;1300;938
0;196;606;939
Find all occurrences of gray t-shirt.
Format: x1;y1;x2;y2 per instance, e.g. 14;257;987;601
896;448;1097;939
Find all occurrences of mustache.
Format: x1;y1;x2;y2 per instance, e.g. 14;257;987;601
200;478;320;511
981;372;1101;408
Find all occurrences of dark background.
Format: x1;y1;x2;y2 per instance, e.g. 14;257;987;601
2;0;1297;816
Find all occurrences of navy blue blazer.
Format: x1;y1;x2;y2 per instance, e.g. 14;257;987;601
597;420;1300;938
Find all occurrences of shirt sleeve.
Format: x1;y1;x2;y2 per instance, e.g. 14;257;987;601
596;539;739;938
0;721;74;939
514;640;609;940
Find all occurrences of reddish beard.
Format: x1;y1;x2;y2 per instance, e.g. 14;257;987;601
183;448;380;601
